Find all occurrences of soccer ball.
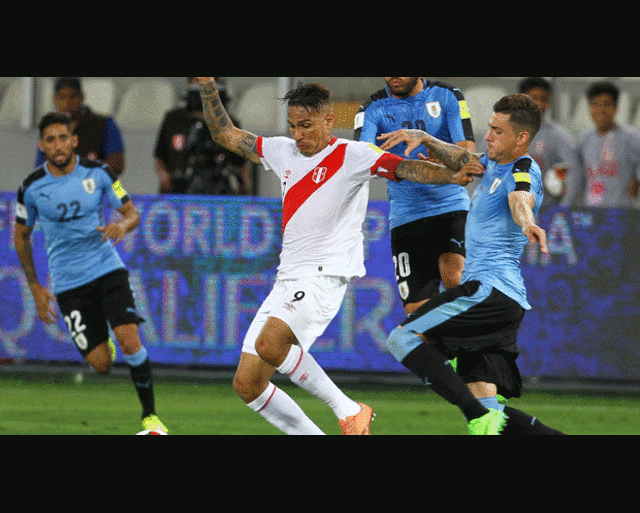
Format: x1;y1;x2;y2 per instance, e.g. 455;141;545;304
136;429;168;435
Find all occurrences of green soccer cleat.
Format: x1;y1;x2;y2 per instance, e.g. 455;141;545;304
142;414;169;434
468;409;507;435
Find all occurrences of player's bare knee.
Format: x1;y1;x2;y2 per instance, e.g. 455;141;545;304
233;373;261;403
232;375;251;402
118;339;140;356
113;325;141;355
439;254;464;289
92;359;112;375
442;270;463;289
254;336;283;367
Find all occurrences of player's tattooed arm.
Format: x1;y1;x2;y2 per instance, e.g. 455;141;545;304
378;129;483;171
396;158;483;187
196;78;261;164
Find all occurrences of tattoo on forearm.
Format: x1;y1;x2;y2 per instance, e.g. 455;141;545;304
403;129;477;171
239;133;258;158
422;136;473;171
200;82;231;136
396;160;451;185
199;82;259;162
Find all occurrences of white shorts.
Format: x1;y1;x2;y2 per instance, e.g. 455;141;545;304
241;275;348;356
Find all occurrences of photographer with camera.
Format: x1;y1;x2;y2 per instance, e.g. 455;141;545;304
153;77;252;195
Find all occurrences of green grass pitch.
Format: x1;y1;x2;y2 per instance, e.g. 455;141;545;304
1;367;639;435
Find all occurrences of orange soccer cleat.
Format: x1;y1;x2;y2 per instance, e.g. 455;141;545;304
339;402;375;435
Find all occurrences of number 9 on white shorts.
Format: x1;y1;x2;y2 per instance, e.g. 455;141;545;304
241;275;348;356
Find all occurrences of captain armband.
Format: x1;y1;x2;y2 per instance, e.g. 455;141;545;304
512;158;533;192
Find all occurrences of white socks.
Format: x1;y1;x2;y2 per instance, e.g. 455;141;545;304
276;344;361;420
247;382;324;435
246;345;361;435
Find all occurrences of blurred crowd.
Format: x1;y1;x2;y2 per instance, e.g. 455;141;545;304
513;77;639;211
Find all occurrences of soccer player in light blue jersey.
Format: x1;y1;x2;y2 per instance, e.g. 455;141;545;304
355;77;475;314
14;112;167;433
380;94;565;434
355;78;503;408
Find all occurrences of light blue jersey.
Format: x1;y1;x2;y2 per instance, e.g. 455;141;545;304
16;156;129;294
462;154;543;310
355;79;475;229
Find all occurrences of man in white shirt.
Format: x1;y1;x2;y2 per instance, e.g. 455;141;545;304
195;77;482;435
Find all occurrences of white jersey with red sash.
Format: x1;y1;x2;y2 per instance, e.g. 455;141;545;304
257;136;404;280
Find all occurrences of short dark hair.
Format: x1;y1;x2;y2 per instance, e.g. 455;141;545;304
38;112;73;139
493;93;542;141
54;77;82;94
586;81;619;105
518;77;551;94
280;82;331;113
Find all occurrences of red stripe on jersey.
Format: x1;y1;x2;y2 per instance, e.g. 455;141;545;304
371;152;404;182
257;136;264;158
282;142;347;233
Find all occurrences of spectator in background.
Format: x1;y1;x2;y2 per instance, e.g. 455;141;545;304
567;81;640;208
154;77;252;195
35;77;126;176
518;77;580;210
154;77;202;194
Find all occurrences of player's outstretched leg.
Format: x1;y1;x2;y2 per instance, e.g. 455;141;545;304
387;326;506;434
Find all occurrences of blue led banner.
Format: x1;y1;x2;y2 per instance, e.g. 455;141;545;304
1;191;639;381
519;207;640;381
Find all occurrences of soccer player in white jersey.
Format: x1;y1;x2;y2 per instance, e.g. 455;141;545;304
195;77;482;435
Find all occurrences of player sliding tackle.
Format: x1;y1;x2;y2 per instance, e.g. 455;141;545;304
195;77;483;435
378;94;565;435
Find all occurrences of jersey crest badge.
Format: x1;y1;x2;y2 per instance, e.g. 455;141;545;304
82;177;96;194
15;202;28;222
312;167;327;184
426;101;442;119
172;134;185;151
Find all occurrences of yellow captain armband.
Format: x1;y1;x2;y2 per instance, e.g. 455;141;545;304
112;180;127;199
513;172;531;184
458;100;471;120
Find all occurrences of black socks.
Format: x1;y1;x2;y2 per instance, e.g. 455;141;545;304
129;357;156;419
502;406;565;435
402;343;489;421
